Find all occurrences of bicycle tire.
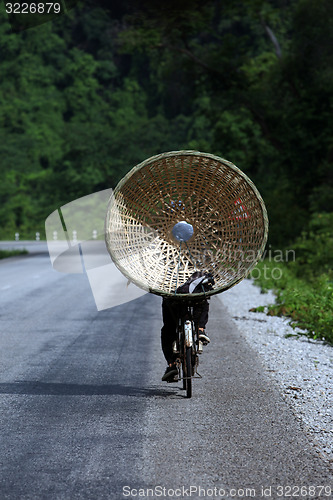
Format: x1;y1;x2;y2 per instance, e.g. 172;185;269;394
181;342;187;390
179;327;186;390
185;346;192;398
182;363;186;390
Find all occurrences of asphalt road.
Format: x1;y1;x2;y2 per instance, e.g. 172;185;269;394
0;244;332;500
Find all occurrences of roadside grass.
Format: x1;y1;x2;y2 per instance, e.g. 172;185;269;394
249;213;333;345
249;261;333;344
0;249;28;259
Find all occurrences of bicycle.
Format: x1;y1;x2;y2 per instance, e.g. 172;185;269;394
172;298;206;398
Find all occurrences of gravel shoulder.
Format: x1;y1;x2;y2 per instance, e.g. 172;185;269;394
219;279;333;470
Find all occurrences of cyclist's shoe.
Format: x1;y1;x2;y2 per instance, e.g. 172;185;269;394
198;330;210;345
162;364;178;382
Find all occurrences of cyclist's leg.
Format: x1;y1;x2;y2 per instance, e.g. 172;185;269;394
161;298;179;364
193;298;209;326
194;299;211;344
161;299;180;381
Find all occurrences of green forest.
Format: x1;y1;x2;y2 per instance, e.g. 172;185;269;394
0;0;332;340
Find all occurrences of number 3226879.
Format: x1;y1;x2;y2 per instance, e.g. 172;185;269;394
5;3;61;14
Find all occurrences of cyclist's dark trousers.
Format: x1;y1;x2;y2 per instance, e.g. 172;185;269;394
161;298;209;364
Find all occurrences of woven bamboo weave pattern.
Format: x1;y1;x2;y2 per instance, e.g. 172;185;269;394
105;151;268;298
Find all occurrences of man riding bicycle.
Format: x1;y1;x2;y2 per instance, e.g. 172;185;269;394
161;271;214;382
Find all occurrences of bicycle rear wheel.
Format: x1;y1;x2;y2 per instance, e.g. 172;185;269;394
185;346;192;398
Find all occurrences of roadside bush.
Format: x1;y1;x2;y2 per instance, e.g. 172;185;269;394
250;261;333;344
250;213;333;344
290;213;333;281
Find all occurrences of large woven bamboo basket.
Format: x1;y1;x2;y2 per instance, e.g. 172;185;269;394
105;151;268;298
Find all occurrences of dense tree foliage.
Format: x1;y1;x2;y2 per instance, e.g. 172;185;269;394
0;0;332;248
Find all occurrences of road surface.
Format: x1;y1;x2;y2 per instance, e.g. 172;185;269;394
0;243;332;499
